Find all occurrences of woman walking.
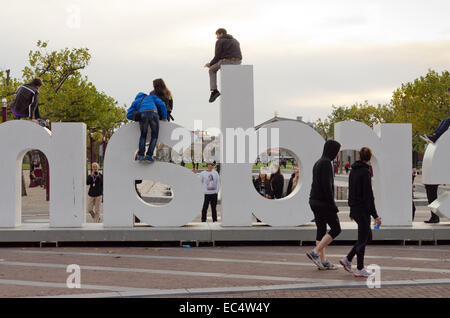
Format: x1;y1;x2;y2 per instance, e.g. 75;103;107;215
340;147;382;277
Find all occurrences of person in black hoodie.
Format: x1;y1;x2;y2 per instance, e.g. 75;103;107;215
340;147;382;278
268;164;284;199
306;140;342;270
11;78;43;122
204;28;242;103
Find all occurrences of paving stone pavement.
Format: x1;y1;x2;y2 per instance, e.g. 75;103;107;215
1;245;450;298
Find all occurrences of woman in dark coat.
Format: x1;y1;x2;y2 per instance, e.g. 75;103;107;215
269;165;284;199
340;147;382;277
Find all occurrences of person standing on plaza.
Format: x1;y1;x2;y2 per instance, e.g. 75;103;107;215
286;165;300;196
253;169;271;198
345;162;350;174
87;162;103;223
306;140;342;270
268;164;284;199
204;28;242;103
340;147;382;277
200;162;220;222
424;184;440;224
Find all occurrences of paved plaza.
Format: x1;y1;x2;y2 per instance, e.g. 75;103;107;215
2;170;447;298
0;245;450;298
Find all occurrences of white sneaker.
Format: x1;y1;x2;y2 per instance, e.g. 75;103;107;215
339;257;353;273
420;135;432;144
319;260;338;270
353;268;372;277
306;250;325;269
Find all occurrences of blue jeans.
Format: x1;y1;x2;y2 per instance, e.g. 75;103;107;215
433;118;450;138
138;111;159;157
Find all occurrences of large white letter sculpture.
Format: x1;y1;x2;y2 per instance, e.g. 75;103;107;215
334;121;412;226
103;122;203;227
220;65;324;227
0;121;86;228
422;130;450;218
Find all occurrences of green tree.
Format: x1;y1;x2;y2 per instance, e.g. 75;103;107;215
1;41;127;195
390;69;450;152
315;101;395;140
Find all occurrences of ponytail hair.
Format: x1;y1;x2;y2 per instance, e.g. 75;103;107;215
360;147;372;162
152;78;172;100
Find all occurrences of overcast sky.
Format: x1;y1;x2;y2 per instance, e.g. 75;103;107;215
1;0;449;130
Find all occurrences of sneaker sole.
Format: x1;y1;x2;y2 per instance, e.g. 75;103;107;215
318;266;338;271
353;274;370;278
339;259;353;273
306;252;325;269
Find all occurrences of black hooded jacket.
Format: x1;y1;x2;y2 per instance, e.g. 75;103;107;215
11;83;40;119
309;140;341;213
348;161;378;219
210;34;242;66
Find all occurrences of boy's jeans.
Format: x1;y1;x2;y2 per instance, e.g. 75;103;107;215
433;117;450;139
138;111;159;157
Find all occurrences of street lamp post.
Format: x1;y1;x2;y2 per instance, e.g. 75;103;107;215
2;98;7;122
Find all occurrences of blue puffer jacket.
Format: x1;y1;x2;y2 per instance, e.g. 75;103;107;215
126;92;167;120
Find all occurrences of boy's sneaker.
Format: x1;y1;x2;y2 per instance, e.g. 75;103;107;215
318;260;338;270
339;257;353;273
353;268;372;278
306;250;325;269
137;155;145;162
209;90;221;103
427;133;438;143
420;135;432;144
145;156;155;163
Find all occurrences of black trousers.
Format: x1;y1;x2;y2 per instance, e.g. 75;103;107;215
425;184;439;219
347;212;372;270
201;194;218;222
310;204;342;241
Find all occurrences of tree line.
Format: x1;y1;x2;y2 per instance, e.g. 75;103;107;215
314;69;450;153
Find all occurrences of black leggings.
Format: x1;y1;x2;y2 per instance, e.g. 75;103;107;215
347;212;372;270
311;205;342;241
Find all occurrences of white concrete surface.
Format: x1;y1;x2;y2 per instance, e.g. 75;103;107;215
0;121;86;228
335;121;412;226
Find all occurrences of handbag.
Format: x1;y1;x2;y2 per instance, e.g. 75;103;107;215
132;95;146;122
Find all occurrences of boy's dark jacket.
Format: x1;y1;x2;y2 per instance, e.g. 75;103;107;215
210;34;242;66
309;140;341;213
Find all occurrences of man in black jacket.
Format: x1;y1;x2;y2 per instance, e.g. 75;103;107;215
11;78;43;122
204;28;242;103
87;163;103;222
306;140;342;270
